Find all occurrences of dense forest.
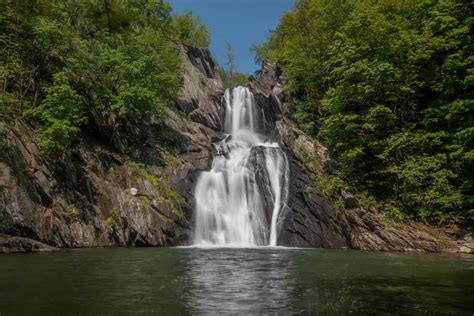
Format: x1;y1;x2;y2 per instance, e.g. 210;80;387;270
0;0;209;154
254;0;473;223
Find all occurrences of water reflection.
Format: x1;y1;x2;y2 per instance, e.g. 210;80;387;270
0;248;472;314
182;248;298;314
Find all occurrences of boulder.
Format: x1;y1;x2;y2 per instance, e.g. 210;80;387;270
0;234;57;253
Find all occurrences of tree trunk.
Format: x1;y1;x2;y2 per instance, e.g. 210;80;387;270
103;0;112;31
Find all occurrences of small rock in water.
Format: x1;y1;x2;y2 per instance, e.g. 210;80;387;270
458;245;473;254
130;188;138;196
341;190;359;209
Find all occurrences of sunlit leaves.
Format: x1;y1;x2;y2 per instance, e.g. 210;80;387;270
263;0;473;222
1;0;210;156
24;72;86;153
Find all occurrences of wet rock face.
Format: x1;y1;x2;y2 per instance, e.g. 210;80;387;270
0;45;224;252
247;146;279;229
277;150;349;248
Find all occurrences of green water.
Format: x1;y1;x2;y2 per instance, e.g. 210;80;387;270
0;247;472;315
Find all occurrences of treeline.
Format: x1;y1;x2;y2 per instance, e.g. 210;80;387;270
256;0;473;223
0;0;209;154
217;67;248;89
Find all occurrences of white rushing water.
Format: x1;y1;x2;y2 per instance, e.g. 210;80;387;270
193;87;289;247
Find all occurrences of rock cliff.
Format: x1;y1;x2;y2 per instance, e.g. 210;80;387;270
1;47;470;253
0;45;223;253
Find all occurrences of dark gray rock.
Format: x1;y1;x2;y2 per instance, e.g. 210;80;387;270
341;190;359;209
247;146;277;230
0;234;58;253
249;62;286;135
186;46;218;80
178;45;223;130
277;149;348;248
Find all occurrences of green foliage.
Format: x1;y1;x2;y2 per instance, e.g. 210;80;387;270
64;205;83;222
249;42;271;65
0;1;35;118
171;11;210;47
217;67;249;89
67;28;180;116
234;72;249;88
126;160;185;219
155;123;182;149
25;72;86;153
290;100;319;135
384;207;407;223
144;174;185;219
1;0;210;154
106;212;120;230
262;0;473;223
216;67;227;87
396;154;462;222
314;174;347;210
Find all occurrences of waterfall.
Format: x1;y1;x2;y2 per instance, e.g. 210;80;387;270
193;87;289;247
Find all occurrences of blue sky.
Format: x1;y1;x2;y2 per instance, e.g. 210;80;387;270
167;0;295;74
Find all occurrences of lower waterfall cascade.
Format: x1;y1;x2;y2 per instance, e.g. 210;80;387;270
193;86;289;247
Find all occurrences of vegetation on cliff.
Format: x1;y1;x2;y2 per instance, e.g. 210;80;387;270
0;0;209;154
255;0;473;223
217;67;248;89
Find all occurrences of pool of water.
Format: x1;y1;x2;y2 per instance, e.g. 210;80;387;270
0;247;472;314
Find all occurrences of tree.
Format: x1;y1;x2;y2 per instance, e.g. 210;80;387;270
224;42;235;87
171;10;210;47
224;42;235;88
258;0;474;222
1;0;212;155
24;72;86;154
217;67;248;89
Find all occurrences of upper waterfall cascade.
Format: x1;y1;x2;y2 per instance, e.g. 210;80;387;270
193;86;289;247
